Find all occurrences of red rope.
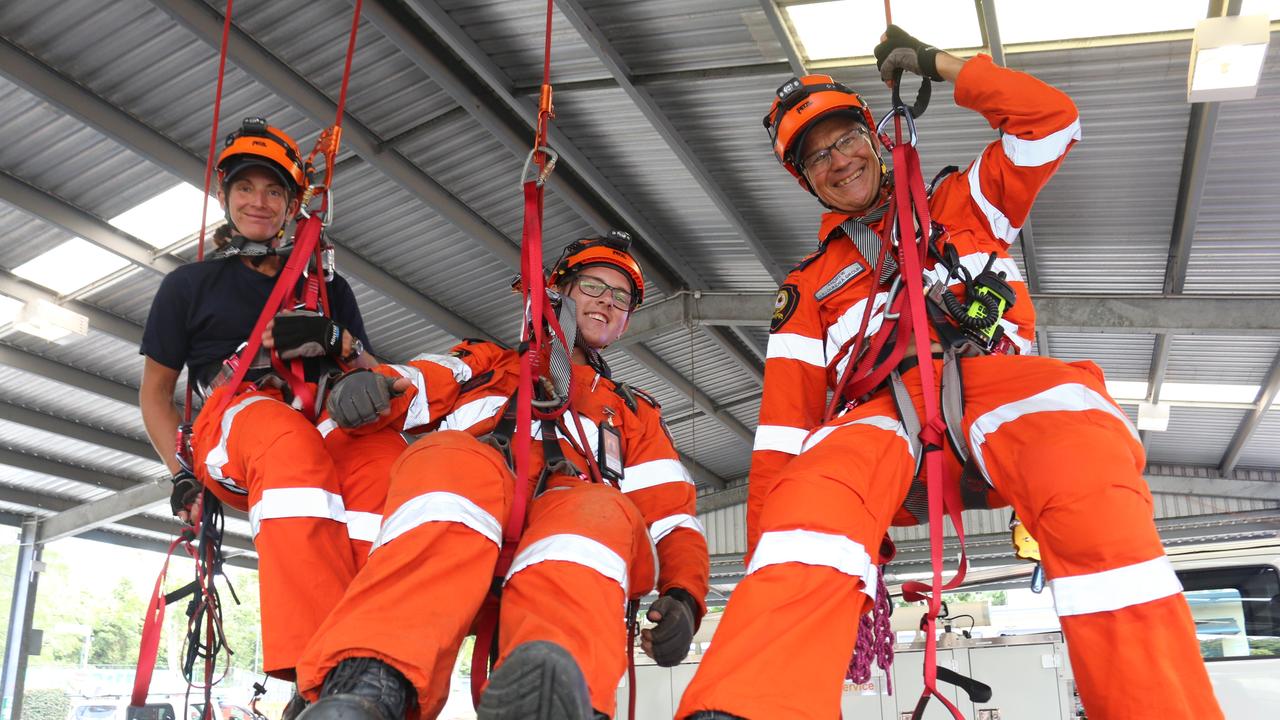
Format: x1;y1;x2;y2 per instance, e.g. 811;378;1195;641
334;0;362;125
196;0;235;265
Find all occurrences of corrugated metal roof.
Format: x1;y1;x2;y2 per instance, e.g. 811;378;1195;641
1146;406;1249;466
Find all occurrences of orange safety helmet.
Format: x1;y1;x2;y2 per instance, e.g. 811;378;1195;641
549;230;646;308
216;117;308;197
762;74;876;194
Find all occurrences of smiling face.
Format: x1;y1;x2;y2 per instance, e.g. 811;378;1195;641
800;115;883;214
217;166;299;242
558;264;634;351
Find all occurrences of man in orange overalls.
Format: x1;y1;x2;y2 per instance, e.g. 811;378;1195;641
675;26;1222;720
293;233;710;720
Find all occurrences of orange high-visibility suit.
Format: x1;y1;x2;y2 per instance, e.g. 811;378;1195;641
191;385;406;680
676;55;1221;720
295;340;710;718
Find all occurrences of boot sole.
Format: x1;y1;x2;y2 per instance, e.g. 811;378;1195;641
476;641;593;720
294;695;385;720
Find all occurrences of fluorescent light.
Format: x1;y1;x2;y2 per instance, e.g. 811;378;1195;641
12;238;131;295
1188;14;1270;102
1137;402;1171;432
108;183;222;248
12;299;89;342
1106;380;1149;401
0;294;22;325
784;0;981;62
996;0;1206;45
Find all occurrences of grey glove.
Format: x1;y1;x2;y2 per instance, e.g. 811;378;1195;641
874;24;943;83
325;370;404;429
645;593;698;667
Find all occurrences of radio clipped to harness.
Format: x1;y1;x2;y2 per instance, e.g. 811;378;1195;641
927;246;1018;355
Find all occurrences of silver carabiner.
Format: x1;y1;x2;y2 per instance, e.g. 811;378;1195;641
876;105;918;148
520;146;559;187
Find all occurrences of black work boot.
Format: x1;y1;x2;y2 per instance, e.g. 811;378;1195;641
295;657;413;720
280;692;308;720
684;713;747;719
476;641;593;720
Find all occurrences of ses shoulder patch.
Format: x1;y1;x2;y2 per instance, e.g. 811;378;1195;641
771;284;800;332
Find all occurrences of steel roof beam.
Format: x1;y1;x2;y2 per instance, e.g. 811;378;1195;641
1219;349;1280;476
0;345;138;406
628;292;1280;336
626;344;755;445
556;0;784;284
680;453;728;491
0;448;137;492
0;401;158;461
0;170;180;277
759;0;808;76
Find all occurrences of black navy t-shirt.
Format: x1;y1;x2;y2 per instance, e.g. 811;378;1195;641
140;257;372;385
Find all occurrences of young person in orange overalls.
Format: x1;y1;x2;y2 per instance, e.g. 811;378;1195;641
292;233;710;720
139;119;405;688
675;27;1222;720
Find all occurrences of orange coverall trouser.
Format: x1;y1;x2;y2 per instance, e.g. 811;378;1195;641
677;354;1222;720
295;430;656;719
192;385;404;680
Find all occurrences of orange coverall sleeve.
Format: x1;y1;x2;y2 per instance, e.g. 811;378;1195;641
746;268;828;560
950;53;1081;245
620;396;710;618
347;340;506;435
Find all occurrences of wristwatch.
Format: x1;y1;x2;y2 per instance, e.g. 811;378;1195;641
341;337;364;363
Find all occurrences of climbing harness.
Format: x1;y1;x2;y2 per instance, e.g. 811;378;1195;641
135;1;365;715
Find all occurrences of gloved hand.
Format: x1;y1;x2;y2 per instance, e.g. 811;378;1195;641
641;592;698;667
325;370;407;429
267;310;345;360
874;24;943;83
169;469;201;521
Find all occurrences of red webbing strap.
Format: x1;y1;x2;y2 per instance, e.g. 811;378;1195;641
131;531;196;706
888;120;969;720
206;215;325;419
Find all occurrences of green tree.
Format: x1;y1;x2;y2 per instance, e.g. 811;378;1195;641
89;578;146;665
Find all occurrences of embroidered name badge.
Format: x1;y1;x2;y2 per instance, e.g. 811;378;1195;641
814;262;866;301
771;284;799;332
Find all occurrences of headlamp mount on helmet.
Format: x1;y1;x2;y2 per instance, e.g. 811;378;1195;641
545;229;645;308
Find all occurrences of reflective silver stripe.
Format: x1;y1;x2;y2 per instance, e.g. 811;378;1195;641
767;333;826;368
968;382;1139;482
649;513;705;544
504;533;628;591
620;458;693;493
439;395;508;432
374;491;502;551
410;353;473;383
747;529;871;580
864;563;880;604
922;254;1023;287
533;413;600;458
967;155;1021;244
752;425;809;455
345;511;382;543
1001;117;1081;167
800;415;913;457
315;418;339;438
249;487;345;538
825;291;891;368
387;364;431;430
205;395;273;484
1050;555;1181;617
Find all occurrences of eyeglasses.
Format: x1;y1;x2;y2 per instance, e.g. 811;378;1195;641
574;275;633;311
801;126;871;175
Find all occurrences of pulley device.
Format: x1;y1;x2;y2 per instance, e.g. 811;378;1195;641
132;1;366;715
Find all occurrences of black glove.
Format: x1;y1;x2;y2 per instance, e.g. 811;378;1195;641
644;590;699;667
169;469;202;518
272;310;345;360
874;24;943;83
326;370;405;429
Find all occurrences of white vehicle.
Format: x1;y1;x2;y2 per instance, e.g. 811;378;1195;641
617;538;1280;719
